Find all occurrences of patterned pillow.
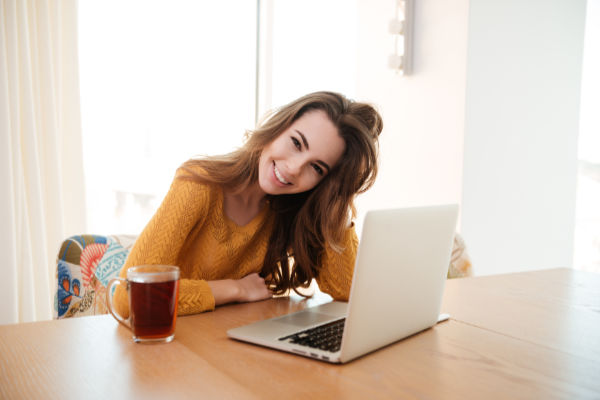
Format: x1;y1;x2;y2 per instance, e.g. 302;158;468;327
448;234;473;278
54;234;135;319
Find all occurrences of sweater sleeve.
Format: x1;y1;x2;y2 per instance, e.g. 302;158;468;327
112;170;216;318
315;225;359;301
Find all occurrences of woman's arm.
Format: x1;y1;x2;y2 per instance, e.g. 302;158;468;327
113;170;212;317
207;273;272;306
315;226;359;301
113;170;273;317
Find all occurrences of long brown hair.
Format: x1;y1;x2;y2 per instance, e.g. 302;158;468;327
179;91;382;295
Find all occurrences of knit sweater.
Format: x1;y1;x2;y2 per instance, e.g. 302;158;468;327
113;166;358;317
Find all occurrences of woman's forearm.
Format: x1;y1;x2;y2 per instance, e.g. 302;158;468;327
207;273;271;306
207;279;241;306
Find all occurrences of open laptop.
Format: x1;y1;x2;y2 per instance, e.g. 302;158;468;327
227;204;459;363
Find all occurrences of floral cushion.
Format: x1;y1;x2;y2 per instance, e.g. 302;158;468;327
54;234;135;319
448;234;472;278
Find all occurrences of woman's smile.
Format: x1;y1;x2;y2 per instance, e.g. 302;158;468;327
273;162;291;185
258;110;346;195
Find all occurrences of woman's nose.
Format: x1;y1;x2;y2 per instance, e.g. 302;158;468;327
287;157;304;177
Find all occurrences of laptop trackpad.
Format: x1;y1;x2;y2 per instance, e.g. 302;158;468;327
273;311;337;327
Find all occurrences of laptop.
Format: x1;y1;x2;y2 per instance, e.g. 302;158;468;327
227;204;459;363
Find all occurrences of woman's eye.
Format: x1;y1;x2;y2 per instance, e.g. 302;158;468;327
291;137;301;149
312;164;324;176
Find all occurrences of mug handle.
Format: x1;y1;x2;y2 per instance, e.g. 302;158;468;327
106;277;131;330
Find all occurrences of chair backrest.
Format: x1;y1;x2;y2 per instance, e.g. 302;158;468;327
54;234;136;319
448;234;472;278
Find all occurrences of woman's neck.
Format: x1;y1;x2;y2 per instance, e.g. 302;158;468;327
231;181;266;207
222;182;267;227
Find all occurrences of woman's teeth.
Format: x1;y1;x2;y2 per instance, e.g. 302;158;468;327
274;165;290;185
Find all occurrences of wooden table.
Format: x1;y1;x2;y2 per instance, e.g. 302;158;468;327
1;268;599;399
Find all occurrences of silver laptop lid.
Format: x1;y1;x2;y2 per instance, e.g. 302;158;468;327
339;204;458;363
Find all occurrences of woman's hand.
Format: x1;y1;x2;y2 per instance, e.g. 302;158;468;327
207;273;272;306
236;273;272;303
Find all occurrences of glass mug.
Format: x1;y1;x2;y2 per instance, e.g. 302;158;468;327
106;265;180;343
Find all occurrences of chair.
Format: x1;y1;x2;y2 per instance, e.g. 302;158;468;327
53;233;472;319
54;234;135;319
448;234;472;279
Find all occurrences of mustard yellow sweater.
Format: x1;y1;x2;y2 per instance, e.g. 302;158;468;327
113;167;358;317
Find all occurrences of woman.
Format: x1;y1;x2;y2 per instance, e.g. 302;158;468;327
113;91;383;317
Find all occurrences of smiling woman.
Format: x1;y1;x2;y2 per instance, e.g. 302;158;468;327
111;91;383;319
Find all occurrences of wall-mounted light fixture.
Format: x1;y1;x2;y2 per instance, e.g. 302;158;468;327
388;0;413;75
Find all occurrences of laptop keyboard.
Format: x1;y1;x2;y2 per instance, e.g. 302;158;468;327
278;318;345;353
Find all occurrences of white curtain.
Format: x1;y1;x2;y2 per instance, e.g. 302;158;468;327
0;0;86;324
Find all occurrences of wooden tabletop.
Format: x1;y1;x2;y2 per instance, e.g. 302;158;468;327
1;268;599;399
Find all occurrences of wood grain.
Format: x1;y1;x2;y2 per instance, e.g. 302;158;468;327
442;268;600;361
0;316;256;399
1;268;599;399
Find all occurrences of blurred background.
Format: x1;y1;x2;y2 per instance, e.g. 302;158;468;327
1;0;597;324
79;0;599;275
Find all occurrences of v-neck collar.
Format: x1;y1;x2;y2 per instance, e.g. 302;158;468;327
217;186;269;231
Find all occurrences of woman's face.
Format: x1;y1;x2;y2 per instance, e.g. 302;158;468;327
258;110;345;195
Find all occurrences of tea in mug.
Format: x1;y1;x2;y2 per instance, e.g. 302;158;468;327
106;265;180;343
129;279;179;340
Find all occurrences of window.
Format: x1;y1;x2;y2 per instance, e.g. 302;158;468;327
573;0;600;273
79;0;359;235
79;0;257;234
268;0;358;107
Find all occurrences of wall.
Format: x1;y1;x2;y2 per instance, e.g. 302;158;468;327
355;0;469;226
461;0;587;275
574;0;600;273
356;0;586;275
